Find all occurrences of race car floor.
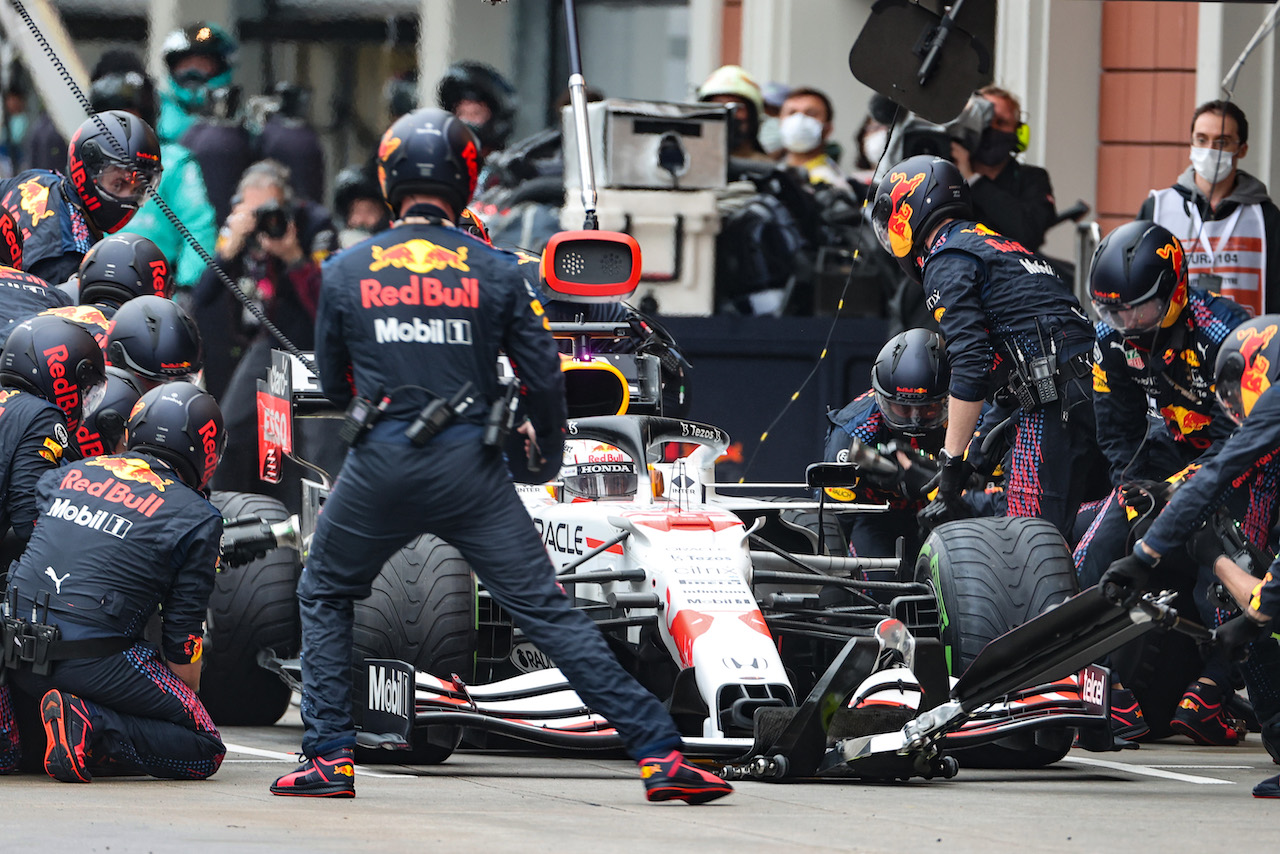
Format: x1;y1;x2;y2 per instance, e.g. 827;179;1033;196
1;703;1275;852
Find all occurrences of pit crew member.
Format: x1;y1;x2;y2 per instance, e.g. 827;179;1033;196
4;383;227;783
871;154;1101;537
270;107;731;804
1075;221;1260;744
0;111;161;286
70;232;173;317
1101;315;1280;788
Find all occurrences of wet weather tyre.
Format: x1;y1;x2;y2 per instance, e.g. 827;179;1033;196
353;535;476;765
916;516;1080;768
201;492;301;726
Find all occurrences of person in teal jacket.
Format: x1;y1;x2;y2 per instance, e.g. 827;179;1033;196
89;52;217;292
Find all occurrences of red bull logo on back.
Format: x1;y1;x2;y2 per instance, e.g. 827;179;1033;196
368;240;470;275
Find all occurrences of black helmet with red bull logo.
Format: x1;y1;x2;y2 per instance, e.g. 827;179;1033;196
77;366;146;457
870;328;950;445
376;107;481;219
0;205;23;269
1089;220;1188;339
106;295;204;388
125;381;225;490
0;314;107;432
78;234;172;309
66;110;163;234
1215;315;1280;425
870;155;971;283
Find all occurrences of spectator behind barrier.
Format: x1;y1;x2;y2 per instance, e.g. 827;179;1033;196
1139;99;1280;316
696;65;772;164
778;87;852;194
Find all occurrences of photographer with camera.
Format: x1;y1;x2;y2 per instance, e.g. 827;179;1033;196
190;159;335;492
947;86;1057;253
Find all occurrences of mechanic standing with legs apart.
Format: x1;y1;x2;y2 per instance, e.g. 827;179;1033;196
270;108;732;803
871;155;1103;537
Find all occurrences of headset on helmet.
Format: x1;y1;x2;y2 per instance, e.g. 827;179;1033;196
0;314;107;432
377;107;482;218
436;61;516;151
1089;220;1188;338
1215;315;1280;426
106;295;204;388
77;366;146;457
870;328;951;443
871;155;971;282
561;441;638;500
79;234;172;309
126;381;225;490
67;110;163;234
0;206;23;270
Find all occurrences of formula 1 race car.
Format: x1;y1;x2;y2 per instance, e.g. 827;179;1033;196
204;339;1209;780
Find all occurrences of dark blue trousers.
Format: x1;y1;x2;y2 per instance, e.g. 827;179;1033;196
297;431;683;761
12;643;224;779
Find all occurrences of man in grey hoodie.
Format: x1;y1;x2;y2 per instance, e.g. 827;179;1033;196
1139;100;1280;316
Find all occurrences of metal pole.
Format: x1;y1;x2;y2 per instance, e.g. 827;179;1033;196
563;0;598;229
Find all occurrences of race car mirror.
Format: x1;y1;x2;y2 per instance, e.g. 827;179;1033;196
562;359;630;418
541;230;641;303
805;462;860;489
848;0;994;124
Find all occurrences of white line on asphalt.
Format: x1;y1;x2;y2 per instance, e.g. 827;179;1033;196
1146;765;1254;770
1062;755;1235;784
222;742;413;779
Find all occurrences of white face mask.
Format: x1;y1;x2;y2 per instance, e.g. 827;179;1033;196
780;112;824;154
1190;146;1235;185
757;116;783;155
862;127;889;165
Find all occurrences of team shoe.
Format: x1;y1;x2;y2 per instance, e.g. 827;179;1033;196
1109;686;1150;742
40;689;94;783
1254;775;1280;798
639;750;733;804
270;748;356;798
1171;682;1247;746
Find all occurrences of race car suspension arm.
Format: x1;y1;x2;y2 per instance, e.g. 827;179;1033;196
555;531;631;575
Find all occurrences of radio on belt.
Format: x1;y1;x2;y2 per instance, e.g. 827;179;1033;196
406;382;475;446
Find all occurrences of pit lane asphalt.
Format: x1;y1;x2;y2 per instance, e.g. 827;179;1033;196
1;703;1275;852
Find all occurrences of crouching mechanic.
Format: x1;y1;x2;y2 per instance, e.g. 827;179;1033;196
3;382;227;782
271;107;731;803
1076;221;1261;744
871;155;1102;537
1100;315;1280;794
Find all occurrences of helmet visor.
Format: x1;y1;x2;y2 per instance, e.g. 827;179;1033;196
1216;354;1246;426
1094;297;1167;336
563;463;637;499
95;162;161;206
871;194;896;255
878;396;948;436
82;378;108;417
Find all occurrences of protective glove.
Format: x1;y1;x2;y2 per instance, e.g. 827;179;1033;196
1213;613;1269;662
1100;544;1159;605
917;491;973;532
926;449;971;501
1119;479;1174;518
1186;523;1227;569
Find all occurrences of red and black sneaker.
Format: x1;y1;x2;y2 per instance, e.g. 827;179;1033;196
270;748;355;798
1171;682;1246;746
1109;686;1149;742
40;689;94;783
639;750;732;804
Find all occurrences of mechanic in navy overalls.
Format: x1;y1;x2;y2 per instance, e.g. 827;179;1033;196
1101;315;1280;798
270;108;731;804
1074;221;1269;746
0;110;160;286
871;155;1103;538
0;314;107;773
4;384;226;783
0;205;75;327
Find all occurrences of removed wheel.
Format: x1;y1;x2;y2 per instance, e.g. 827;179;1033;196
916;516;1080;768
353;534;476;764
202;492;301;726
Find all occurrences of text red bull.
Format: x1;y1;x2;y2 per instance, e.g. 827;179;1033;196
361;276;478;309
59;467;164;516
